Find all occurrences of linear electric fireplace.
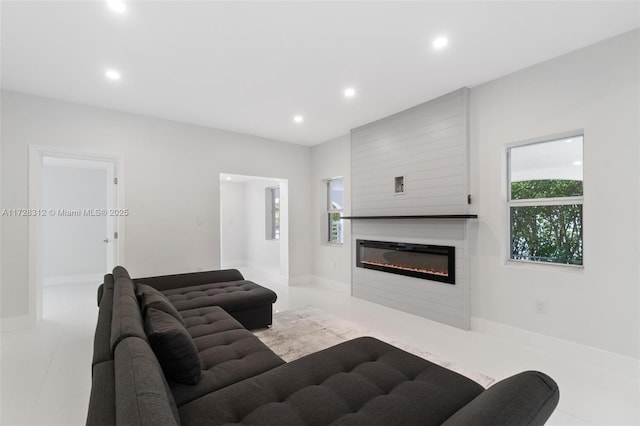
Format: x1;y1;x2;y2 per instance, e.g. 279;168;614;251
356;240;455;284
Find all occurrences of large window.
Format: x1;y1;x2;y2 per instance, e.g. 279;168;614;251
507;135;583;266
266;187;280;240
327;178;343;244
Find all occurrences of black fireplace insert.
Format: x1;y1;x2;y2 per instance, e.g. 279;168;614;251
356;240;455;284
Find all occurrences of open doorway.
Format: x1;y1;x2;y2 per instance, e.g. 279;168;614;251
219;173;289;281
28;146;123;322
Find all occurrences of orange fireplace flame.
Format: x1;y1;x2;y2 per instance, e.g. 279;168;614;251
360;260;448;277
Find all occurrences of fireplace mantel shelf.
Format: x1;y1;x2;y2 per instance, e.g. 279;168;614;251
342;214;478;220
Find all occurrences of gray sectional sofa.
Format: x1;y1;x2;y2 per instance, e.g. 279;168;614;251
88;266;559;425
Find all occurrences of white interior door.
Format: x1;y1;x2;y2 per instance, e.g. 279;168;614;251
41;157;116;285
105;162;117;271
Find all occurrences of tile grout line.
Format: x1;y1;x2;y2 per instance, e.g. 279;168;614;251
26;314;69;424
554;409;597;426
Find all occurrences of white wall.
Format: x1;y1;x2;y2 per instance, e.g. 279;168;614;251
310;135;351;286
244;180;281;275
1;91;312;320
309;30;639;358
469;30;639;358
219;181;247;267
41;166;108;281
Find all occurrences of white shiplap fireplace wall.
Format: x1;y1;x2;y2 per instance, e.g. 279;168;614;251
350;88;472;329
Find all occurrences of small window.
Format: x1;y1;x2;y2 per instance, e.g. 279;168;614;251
507;135;583;266
266;187;280;240
327;178;344;244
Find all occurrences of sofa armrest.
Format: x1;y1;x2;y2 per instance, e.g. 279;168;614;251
97;274;115;307
442;371;559;426
133;269;245;292
97;284;104;307
86;361;115;426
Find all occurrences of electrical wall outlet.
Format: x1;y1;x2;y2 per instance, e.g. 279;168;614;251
534;300;547;314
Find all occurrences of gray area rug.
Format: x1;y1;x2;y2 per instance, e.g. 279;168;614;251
254;306;495;388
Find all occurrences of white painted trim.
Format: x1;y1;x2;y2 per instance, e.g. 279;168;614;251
220;260;247;269
105;162;116;271
310;276;351;294
1;315;36;332
28;145;125;325
471;316;640;378
43;273;103;286
503;131;585;268
287;275;313;286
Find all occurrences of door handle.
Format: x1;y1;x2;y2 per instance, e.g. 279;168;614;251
103;238;110;243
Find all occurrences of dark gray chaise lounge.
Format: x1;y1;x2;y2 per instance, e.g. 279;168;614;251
88;266;559;426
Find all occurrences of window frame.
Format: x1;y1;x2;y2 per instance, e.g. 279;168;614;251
326;177;344;245
505;130;585;268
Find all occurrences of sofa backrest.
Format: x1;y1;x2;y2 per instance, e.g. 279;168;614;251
96;272;114;307
92;274;116;368
113;265;131;281
134;269;245;292
110;275;147;354
87;360;115;426
114;337;180;426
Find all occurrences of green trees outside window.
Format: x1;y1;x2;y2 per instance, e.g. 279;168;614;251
327;178;344;244
510;180;583;265
329;212;342;244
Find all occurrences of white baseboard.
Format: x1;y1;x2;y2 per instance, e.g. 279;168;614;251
221;260;246;269
1;314;35;332
287;275;350;293
44;273;103;286
310;276;351;294
471;316;640;378
287;275;313;286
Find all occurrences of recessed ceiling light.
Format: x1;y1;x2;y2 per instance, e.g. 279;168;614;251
226;176;231;181
105;69;121;81
344;87;356;98
293;115;304;123
566;139;573;143
107;0;126;13
432;36;449;50
573;161;582;166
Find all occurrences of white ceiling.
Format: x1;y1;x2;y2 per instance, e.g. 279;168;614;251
2;1;638;146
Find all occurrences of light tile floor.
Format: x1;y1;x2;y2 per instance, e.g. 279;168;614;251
1;270;638;425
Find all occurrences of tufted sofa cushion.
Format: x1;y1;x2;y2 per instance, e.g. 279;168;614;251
168;306;285;406
161;280;277;313
178;336;485;426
